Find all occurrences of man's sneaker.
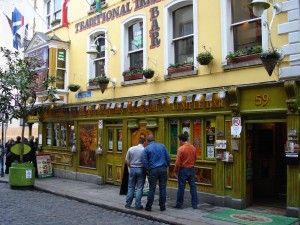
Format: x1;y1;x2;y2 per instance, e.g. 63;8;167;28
173;205;183;209
160;206;166;211
192;206;198;209
125;205;131;209
135;206;144;210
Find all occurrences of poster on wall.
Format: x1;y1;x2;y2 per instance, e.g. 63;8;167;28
36;154;53;178
79;124;97;168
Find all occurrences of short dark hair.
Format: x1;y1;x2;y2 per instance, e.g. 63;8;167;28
178;133;188;142
138;137;145;144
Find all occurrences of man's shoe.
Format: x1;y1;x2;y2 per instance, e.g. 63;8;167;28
160;206;166;211
125;205;131;209
135;206;144;210
145;207;151;211
192;205;198;209
173;205;182;209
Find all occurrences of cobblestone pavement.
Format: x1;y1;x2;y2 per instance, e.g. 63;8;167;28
0;183;168;225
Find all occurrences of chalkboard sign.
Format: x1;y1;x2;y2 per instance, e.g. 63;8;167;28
36;154;53;178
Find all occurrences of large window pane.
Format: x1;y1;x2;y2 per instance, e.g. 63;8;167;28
96;37;105;58
54;0;62;12
95;59;105;76
233;20;261;51
57;49;66;68
129;50;143;68
231;0;255;23
173;6;193;38
174;37;193;64
129;22;143;51
56;69;65;89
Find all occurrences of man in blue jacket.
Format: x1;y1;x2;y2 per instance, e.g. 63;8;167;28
142;134;170;211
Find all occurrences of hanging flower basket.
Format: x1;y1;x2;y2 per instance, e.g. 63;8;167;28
94;75;110;93
197;46;213;65
143;69;155;79
260;50;281;76
68;84;80;92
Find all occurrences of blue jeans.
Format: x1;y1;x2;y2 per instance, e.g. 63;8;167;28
126;167;145;208
176;167;198;208
146;166;167;209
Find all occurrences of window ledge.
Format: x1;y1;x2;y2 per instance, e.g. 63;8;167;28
223;59;262;71
121;78;146;86
164;69;198;80
87;85;100;90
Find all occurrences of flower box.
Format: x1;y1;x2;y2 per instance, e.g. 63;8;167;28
227;54;260;64
124;73;143;81
167;64;194;75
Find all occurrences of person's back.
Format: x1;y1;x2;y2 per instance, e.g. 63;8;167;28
143;141;170;170
126;145;144;168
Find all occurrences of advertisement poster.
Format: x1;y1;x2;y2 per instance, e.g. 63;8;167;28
36;154;53;178
79;124;97;168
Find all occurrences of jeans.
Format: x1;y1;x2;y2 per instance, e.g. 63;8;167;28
146;166;167;209
126;167;145;208
176;167;198;208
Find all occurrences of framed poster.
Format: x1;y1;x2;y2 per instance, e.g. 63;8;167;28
36;154;53;178
168;164;177;180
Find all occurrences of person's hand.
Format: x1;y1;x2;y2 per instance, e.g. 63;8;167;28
172;171;178;179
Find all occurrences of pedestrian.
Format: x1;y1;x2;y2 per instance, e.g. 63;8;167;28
124;137;146;210
173;133;198;209
142;134;170;211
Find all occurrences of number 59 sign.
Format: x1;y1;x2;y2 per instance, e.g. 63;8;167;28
255;94;270;107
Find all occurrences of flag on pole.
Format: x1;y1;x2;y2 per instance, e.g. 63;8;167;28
62;0;69;27
95;0;102;12
12;8;24;49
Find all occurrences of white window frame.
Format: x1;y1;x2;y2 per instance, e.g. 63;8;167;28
121;15;146;80
164;0;198;74
56;48;67;90
44;0;63;30
220;0;268;65
87;29;109;83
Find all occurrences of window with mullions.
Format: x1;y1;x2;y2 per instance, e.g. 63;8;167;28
169;118;202;157
95;35;105;77
173;5;194;64
53;0;62;21
56;49;66;89
205;119;216;159
45;0;62;29
128;21;143;68
45;122;74;148
231;0;261;51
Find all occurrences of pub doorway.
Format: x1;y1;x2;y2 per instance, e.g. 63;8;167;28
246;123;287;209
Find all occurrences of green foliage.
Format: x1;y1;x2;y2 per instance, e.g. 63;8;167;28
94;75;110;84
122;67;143;77
226;45;262;60
260;49;281;59
0;47;56;161
197;46;213;65
68;84;81;92
168;62;193;69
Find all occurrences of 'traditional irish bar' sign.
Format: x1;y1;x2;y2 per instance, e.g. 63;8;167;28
75;0;161;33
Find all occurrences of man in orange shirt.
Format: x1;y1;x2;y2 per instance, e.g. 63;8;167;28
173;133;198;209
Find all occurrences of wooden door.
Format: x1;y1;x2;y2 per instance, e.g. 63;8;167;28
105;126;124;185
131;125;154;146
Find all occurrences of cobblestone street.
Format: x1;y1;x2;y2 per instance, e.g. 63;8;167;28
0;183;167;225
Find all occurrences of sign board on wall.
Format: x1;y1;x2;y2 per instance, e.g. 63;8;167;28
36;154;53;178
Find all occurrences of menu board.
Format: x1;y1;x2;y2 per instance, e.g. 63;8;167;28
36;154;53;178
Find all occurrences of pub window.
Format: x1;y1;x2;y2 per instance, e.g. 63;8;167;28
172;5;194;64
116;128;122;152
169;118;202;158
88;31;106;82
128;21;143;68
231;0;261;52
108;128;113;152
56;49;66;90
205;119;216;159
45;122;73;148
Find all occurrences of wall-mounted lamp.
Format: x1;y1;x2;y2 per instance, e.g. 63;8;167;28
249;0;282;29
111;78;116;89
249;0;283;76
86;34;117;55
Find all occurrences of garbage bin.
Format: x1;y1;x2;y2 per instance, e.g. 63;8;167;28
9;161;35;188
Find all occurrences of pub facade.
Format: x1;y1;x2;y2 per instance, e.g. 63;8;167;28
26;0;300;216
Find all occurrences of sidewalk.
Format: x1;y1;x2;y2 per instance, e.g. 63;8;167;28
0;175;298;225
